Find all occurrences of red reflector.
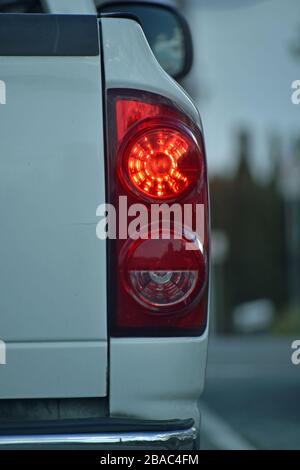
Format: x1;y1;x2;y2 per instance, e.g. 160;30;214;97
115;98;161;143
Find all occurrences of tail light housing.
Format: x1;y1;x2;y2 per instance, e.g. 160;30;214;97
106;89;209;336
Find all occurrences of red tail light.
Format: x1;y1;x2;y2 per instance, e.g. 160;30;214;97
122;124;201;200
106;90;209;336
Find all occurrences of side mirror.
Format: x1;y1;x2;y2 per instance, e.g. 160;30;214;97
98;1;193;80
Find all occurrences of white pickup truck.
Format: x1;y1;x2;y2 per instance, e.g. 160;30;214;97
0;0;209;450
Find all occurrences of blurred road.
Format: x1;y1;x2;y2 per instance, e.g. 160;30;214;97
199;336;300;450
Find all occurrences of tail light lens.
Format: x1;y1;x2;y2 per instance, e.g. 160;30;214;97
122;124;201;200
123;230;206;312
106;90;209;336
129;271;198;308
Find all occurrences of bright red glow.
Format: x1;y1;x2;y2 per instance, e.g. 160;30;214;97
116;99;202;200
125;127;193;199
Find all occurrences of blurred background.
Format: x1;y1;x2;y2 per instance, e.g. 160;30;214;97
181;0;300;337
1;0;299;450
179;0;300;450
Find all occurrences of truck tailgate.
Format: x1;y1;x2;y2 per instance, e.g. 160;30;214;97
0;15;107;398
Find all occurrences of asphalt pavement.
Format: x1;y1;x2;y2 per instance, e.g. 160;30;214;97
199;335;300;450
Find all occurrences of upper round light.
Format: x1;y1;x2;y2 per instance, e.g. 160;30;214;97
122;125;201;200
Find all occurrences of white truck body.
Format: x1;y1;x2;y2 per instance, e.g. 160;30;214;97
0;2;209;450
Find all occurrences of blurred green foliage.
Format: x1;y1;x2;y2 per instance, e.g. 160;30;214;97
210;130;287;332
272;304;300;335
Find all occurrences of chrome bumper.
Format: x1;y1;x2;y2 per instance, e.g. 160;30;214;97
0;419;197;450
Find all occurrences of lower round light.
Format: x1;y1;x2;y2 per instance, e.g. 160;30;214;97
129;270;198;309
